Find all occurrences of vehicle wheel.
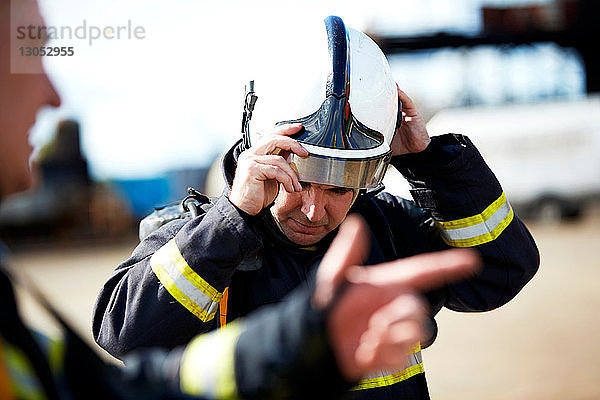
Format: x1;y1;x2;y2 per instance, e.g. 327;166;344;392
537;200;563;223
536;197;581;223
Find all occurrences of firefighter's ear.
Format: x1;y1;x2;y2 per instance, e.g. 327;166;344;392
313;215;370;309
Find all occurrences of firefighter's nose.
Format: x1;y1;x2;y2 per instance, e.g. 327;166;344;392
301;188;326;222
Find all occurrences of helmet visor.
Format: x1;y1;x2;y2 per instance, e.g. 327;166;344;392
289;151;391;189
277;95;391;189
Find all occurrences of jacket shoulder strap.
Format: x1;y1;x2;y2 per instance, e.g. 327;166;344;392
138;187;216;241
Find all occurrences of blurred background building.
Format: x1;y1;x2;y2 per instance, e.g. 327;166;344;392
3;0;598;246
376;0;600;221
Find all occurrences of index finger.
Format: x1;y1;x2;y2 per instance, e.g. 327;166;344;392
347;248;481;293
253;125;309;157
271;123;304;137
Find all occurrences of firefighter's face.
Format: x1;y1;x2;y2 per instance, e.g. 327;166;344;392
270;182;355;246
0;0;61;198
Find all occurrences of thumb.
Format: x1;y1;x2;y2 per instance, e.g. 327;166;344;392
313;215;370;309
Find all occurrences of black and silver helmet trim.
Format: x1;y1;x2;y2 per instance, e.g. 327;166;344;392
276;15;386;151
245;16;398;189
289;151;391;189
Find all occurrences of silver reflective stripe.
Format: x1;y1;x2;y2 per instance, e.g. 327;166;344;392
151;239;222;321
361;350;421;380
436;192;514;247
352;345;424;391
441;200;512;241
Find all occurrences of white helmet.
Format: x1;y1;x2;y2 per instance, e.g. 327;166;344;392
244;15;399;189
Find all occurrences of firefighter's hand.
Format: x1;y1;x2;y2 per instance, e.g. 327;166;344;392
229;124;308;216
313;215;480;381
390;86;431;156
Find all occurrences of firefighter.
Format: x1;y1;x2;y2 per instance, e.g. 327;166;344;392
93;15;539;399
0;2;486;398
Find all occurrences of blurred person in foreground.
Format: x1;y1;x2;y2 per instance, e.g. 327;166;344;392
93;15;539;399
0;1;483;399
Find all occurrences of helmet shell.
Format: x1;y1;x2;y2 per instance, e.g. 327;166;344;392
248;16;398;188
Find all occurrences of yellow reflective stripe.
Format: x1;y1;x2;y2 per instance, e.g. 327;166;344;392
351;343;423;391
180;321;242;400
1;339;46;400
435;192;514;248
46;335;65;373
441;207;514;247
351;364;424;391
152;261;218;322
164;238;222;302
151;239;223;322
436;192;508;229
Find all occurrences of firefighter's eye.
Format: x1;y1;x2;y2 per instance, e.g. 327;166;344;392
328;187;352;196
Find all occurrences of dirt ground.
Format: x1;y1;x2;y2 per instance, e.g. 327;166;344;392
8;210;600;399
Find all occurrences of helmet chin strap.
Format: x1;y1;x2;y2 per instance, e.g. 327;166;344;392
270;209;285;235
351;188;360;204
241;80;258;150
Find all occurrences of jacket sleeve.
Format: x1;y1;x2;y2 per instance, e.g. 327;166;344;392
99;283;350;400
46;283;349;400
176;283;352;400
391;133;540;313
92;195;263;359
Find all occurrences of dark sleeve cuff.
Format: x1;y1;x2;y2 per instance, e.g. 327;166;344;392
391;133;468;173
234;285;354;399
391;134;503;220
226;196;273;233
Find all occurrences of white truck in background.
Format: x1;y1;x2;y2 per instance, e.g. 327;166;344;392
207;96;600;221
423;95;600;220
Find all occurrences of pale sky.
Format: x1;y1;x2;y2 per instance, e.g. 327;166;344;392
30;0;580;180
